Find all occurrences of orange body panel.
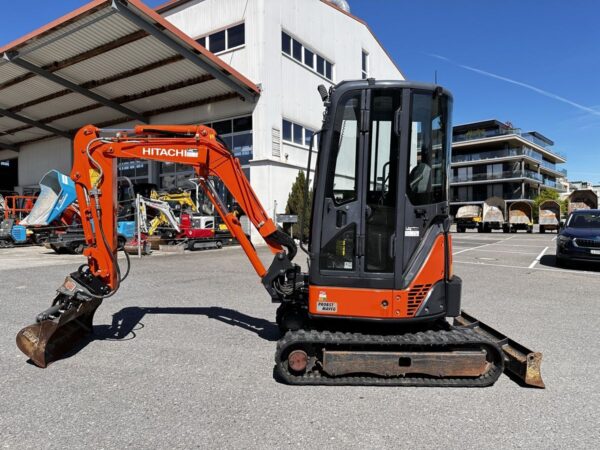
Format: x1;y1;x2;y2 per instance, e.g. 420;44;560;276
309;234;448;319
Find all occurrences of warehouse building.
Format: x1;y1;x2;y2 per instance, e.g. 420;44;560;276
0;0;403;238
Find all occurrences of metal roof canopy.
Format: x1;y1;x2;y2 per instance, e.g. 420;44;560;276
0;0;260;152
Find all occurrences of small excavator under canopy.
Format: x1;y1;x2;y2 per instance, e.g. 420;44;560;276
16;80;544;388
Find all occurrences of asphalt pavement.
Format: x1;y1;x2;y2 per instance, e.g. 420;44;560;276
1;234;599;449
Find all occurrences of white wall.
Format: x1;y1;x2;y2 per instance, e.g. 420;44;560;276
16;137;72;190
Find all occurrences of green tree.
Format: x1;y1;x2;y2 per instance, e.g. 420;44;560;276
532;189;567;221
284;170;312;240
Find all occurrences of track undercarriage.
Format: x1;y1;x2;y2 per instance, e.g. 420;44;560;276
274;306;543;388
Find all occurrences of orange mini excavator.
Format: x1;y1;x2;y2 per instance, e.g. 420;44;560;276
16;80;544;387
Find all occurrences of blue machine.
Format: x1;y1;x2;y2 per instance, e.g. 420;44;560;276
11;225;27;243
20;170;77;226
117;221;135;239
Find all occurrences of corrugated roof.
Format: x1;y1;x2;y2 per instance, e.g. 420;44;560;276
0;0;260;151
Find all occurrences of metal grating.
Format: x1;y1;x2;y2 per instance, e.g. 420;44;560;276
272;128;281;157
406;283;433;317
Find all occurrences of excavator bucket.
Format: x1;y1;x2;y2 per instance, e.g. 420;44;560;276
454;311;545;388
16;296;102;368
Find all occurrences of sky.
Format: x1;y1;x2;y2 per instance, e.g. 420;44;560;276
1;0;599;182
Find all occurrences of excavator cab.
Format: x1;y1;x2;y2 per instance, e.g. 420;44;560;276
306;80;458;322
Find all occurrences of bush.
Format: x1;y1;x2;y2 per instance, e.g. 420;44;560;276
284;171;312;239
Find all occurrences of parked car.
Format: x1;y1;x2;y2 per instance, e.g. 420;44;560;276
556;209;600;266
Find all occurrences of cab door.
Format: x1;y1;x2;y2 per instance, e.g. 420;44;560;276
397;90;451;289
312;87;403;291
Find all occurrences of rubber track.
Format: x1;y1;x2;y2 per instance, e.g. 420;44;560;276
275;328;504;387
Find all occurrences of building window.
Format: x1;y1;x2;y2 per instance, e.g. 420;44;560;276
159;115;253;189
282;119;317;147
118;160;149;184
362;50;369;79
227;23;245;48
282;32;291;55
196;23;245;54
281;30;334;81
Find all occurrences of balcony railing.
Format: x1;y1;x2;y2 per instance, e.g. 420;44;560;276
453;127;565;159
452;146;544;164
451;169;543;183
450;192;538;202
542;179;566;190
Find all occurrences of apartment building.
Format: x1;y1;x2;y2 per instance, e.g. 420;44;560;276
449;119;567;215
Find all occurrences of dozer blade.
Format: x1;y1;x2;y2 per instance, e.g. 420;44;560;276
16;297;102;368
454;310;545;388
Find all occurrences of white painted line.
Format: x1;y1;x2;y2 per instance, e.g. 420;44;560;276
468;249;539;255
452;236;513;255
552;236;557;241
488;243;552;248
528;246;549;269
454;259;600;276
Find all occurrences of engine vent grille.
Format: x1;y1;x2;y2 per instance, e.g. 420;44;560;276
407;283;432;317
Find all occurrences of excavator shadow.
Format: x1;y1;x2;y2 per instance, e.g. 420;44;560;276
49;306;281;365
96;306;281;341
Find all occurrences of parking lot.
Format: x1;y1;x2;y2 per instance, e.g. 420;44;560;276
1;234;599;449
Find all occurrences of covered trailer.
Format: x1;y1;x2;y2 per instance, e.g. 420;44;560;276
508;201;533;233
455;205;482;232
539;200;561;233
482;196;507;232
568;190;598;214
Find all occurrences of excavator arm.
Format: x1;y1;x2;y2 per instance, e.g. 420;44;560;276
16;124;299;367
72;124;293;286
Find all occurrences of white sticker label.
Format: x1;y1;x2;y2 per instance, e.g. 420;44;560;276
405;227;420;237
344;261;353;269
317;302;338;312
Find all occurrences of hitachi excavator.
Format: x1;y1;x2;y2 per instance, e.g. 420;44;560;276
16;80;544;387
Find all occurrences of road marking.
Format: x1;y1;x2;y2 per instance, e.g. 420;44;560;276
552;236;557;241
488;243;552;248
467;249;539;255
454;259;600;276
452;236;513;255
528;246;549;268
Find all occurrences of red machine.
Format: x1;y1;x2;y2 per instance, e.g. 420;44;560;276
3;195;37;221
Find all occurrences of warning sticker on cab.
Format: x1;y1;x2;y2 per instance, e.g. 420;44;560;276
317;302;338;313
